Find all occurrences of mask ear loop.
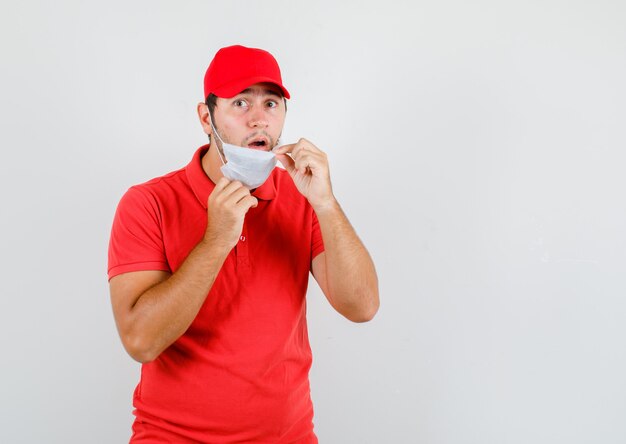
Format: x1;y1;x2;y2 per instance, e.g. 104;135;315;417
207;113;227;166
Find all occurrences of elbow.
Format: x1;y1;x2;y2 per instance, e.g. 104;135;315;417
121;333;160;364
341;288;380;323
347;302;379;323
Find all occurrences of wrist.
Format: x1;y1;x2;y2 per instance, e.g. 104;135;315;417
311;196;340;216
200;232;234;257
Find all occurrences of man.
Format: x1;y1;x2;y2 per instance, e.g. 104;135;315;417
108;45;379;443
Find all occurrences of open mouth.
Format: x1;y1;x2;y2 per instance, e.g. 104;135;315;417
247;138;269;150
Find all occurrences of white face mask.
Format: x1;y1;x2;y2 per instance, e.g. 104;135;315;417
211;124;278;189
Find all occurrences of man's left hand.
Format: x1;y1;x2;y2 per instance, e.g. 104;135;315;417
274;138;335;210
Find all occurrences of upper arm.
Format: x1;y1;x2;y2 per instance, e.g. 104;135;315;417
109;270;171;337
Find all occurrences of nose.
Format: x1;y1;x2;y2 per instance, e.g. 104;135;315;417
247;106;269;129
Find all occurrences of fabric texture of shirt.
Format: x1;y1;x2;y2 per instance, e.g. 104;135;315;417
108;145;324;443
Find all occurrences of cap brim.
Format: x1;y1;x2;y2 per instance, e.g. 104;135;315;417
212;76;290;99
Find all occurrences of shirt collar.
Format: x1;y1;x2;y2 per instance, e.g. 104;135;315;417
186;145;277;209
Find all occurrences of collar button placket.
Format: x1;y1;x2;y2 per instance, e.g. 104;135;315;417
236;221;250;271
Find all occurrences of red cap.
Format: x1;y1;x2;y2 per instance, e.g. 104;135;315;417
203;45;290;100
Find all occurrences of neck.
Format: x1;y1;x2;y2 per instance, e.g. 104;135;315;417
201;142;225;185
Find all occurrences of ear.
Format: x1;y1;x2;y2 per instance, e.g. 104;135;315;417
197;102;213;136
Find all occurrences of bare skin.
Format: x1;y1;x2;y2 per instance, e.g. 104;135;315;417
109;178;258;363
275;139;379;323
109;83;379;363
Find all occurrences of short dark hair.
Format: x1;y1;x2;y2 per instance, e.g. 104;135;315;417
205;93;218;122
204;92;287;122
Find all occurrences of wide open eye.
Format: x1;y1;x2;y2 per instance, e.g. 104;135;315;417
266;100;278;108
233;99;248;108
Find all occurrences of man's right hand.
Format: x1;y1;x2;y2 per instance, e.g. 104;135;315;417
204;177;258;249
110;177;257;363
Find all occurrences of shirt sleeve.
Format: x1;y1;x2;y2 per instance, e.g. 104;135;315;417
107;186;171;280
310;210;325;261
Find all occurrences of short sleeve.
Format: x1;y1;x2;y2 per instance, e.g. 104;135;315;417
311;210;325;261
107;186;171;280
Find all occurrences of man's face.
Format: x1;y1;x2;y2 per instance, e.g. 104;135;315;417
212;82;286;151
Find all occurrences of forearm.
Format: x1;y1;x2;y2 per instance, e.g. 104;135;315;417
127;237;230;362
314;199;379;321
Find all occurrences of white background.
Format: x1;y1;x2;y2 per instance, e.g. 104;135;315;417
1;1;625;443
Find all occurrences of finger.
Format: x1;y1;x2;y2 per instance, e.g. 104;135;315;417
294;158;312;175
291;138;321;159
273;143;295;155
240;195;258;210
289;139;308;160
275;153;296;174
219;180;247;198
225;186;253;207
276;138;308;159
214;176;232;192
294;151;325;175
208;177;232;206
211;180;247;207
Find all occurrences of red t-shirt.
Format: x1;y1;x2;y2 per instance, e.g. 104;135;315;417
108;146;324;443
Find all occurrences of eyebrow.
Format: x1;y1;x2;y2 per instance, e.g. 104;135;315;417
238;88;282;99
